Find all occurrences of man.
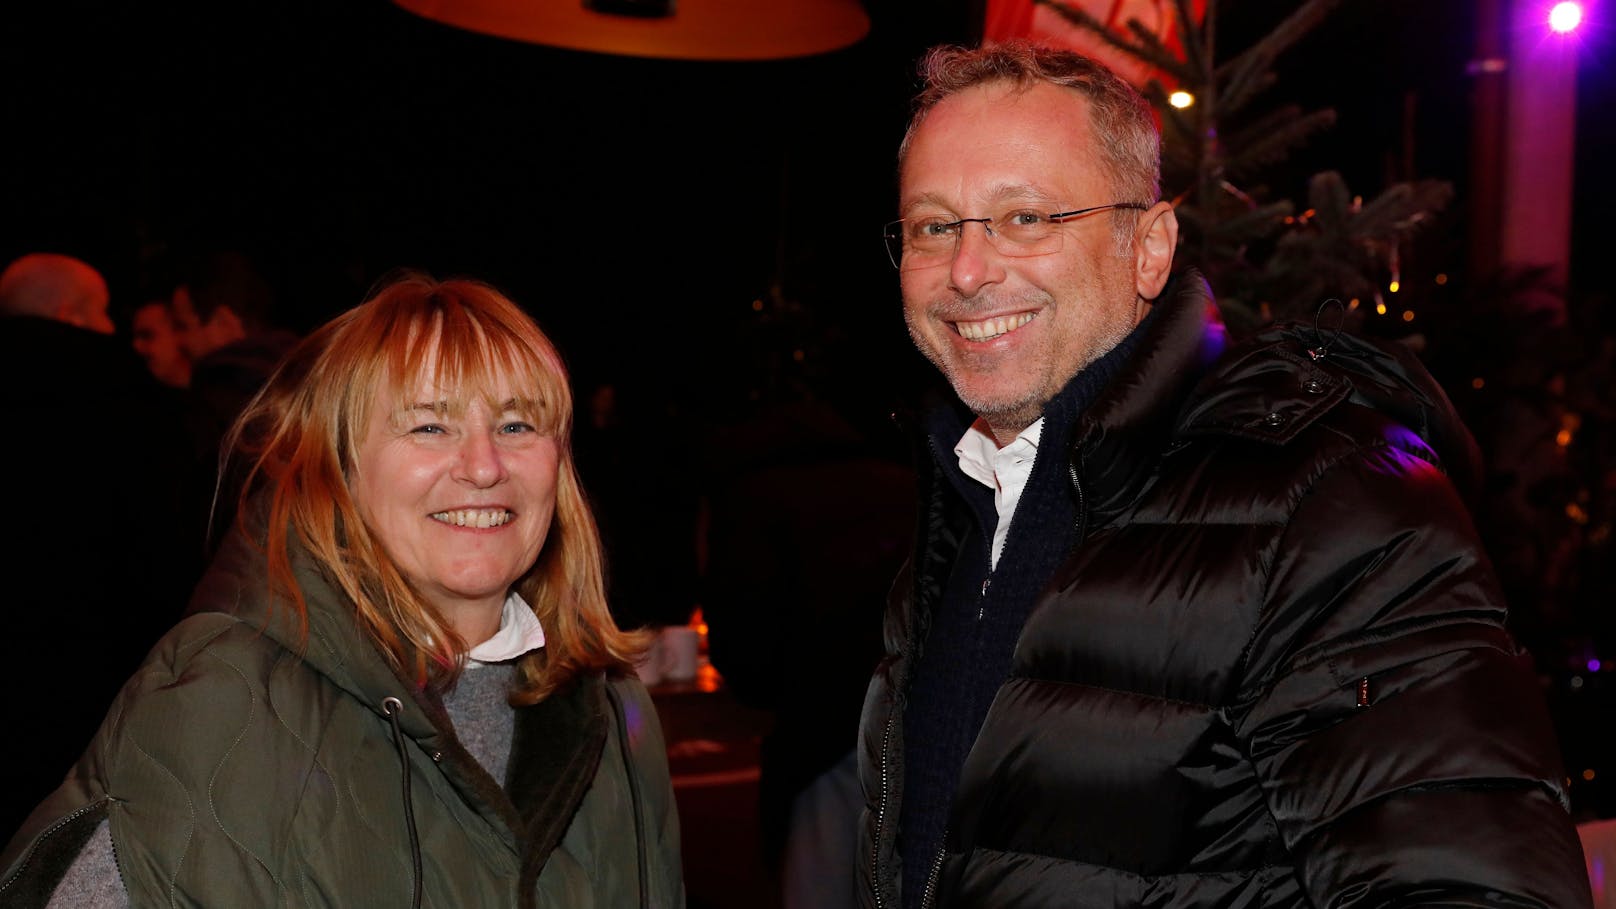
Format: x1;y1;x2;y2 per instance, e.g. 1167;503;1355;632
167;249;299;551
0;252;196;837
0;251;116;333
129;297;193;388
856;42;1592;908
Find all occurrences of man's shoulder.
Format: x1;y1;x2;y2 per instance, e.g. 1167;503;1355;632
1176;321;1464;470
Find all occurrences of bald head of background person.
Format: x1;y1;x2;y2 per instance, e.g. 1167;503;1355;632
0;252;115;334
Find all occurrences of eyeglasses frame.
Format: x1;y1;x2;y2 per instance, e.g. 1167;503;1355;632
882;201;1150;269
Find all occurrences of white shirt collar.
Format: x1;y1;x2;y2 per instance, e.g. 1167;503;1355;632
954;417;1044;570
466;591;546;666
955;417;1043;487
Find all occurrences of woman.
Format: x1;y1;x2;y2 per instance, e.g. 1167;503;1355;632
0;274;684;908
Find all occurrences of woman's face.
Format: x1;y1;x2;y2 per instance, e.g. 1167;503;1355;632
350;375;560;625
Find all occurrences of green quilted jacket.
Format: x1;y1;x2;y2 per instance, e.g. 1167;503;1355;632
0;529;684;908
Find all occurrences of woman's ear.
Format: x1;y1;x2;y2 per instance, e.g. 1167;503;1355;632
1134;201;1179;301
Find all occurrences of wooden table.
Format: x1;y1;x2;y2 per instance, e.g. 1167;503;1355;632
650;660;781;909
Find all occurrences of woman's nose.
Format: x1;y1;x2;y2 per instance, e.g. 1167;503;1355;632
453;430;508;487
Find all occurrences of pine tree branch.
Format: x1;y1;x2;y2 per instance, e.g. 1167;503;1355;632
1122;18;1196;83
1172;0;1211;82
1305;170;1355;236
1350;180;1454;241
1221;108;1337;181
1217;0;1347;115
1033;0;1193;84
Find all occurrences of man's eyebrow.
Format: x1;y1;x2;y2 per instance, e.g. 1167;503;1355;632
899;185;1058;215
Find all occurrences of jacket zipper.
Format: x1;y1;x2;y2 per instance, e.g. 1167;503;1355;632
1067;459;1088;542
872;704;899;909
0;799;111;897
920;838;946;909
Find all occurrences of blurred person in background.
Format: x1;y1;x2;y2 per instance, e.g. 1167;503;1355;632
127;296;193;389
167;247;301;551
0;251;195;840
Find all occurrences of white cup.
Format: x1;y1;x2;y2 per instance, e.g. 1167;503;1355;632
660;626;700;681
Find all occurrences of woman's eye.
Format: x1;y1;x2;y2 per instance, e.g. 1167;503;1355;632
500;421;537;435
409;423;447;435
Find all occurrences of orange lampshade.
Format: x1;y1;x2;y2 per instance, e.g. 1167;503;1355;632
390;0;871;61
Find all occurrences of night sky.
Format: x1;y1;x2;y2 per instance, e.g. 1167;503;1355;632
4;0;1611;429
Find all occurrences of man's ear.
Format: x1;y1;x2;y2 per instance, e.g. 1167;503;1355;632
1134;200;1178;301
207;304;247;345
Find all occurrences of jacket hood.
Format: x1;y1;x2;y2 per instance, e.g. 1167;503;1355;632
1179;307;1484;504
187;522;457;745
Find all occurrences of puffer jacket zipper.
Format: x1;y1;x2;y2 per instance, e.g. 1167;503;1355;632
872;702;899;909
1067;456;1088;542
920;838;946;909
605;683;651;909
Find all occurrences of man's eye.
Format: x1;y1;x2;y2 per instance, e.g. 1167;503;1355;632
913;218;956;239
1002;210;1049;227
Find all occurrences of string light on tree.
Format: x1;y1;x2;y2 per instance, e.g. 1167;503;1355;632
1168;90;1194;109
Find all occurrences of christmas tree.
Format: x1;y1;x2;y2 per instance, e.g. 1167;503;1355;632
1038;0;1452;334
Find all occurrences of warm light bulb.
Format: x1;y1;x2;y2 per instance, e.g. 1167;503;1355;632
1169;91;1194;109
1388;279;1401;293
1550;1;1583;33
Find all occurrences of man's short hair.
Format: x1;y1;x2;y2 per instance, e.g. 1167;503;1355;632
898;41;1162;208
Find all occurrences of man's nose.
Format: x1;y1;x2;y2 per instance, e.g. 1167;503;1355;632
949;220;1006;297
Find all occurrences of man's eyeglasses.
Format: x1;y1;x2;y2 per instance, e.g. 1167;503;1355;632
882;202;1148;270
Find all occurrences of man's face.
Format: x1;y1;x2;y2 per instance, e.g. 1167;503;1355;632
131;301;191;388
898;81;1144;442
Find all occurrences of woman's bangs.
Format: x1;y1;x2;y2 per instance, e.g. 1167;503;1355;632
418;311;570;435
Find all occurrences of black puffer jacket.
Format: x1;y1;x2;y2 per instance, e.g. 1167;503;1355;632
856;272;1592;908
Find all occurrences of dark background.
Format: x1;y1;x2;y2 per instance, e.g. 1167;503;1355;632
8;0;1608;434
5;0;1615;874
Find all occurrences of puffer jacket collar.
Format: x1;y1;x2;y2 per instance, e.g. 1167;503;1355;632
1068;269;1230;532
1071;269;1483;531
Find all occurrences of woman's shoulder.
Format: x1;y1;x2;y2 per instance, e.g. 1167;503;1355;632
134;611;295;684
92;613;315;760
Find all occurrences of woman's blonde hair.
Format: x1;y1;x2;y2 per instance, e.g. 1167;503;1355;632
225;272;644;702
